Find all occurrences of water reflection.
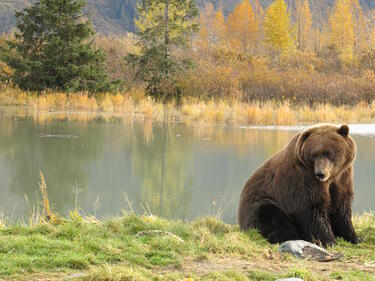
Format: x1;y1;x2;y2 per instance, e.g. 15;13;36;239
0;116;373;223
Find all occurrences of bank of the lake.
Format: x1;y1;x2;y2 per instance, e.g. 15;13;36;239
0;213;374;281
2;86;375;126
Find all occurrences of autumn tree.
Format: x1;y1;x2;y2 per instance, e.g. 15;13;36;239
127;0;198;101
199;3;220;50
370;11;375;50
253;0;264;50
296;0;312;50
263;0;295;52
212;9;227;46
351;0;367;54
329;0;355;59
226;0;259;53
254;0;264;21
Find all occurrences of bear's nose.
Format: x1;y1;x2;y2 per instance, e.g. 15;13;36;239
316;172;325;179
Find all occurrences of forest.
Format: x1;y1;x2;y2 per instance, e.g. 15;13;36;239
1;0;375;107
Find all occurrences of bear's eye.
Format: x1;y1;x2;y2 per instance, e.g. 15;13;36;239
311;151;330;159
322;151;330;158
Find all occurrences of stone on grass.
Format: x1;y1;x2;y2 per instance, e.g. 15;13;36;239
278;240;343;262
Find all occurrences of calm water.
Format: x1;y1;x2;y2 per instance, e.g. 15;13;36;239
0;116;374;223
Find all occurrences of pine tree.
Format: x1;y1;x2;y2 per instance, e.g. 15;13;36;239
329;0;355;59
263;0;295;52
1;0;112;92
127;0;198;101
296;0;312;50
226;0;258;53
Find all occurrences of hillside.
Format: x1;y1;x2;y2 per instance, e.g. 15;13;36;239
0;0;374;35
0;0;136;35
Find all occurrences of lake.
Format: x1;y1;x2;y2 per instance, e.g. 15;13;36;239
0;115;374;223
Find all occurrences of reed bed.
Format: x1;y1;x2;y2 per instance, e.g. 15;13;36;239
1;86;375;126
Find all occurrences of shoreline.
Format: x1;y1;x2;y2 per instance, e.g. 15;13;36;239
2;87;375;126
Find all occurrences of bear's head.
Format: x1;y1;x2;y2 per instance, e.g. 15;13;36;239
295;124;356;182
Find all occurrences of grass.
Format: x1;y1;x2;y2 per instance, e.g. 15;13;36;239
2;86;375;126
0;213;374;280
0;174;374;280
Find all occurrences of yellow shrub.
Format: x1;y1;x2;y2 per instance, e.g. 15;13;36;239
111;94;124;107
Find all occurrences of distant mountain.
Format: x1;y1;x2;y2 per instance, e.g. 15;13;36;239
0;0;136;35
1;0;374;35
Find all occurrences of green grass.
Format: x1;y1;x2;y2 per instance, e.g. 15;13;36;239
0;213;374;280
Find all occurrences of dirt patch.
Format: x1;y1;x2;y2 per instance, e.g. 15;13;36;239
1;273;69;281
155;252;375;278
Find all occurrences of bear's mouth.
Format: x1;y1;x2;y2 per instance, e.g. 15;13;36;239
317;176;329;182
316;172;329;182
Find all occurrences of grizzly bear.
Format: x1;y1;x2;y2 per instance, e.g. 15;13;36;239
238;124;358;246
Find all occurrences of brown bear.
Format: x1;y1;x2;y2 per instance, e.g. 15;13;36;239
238;124;358;246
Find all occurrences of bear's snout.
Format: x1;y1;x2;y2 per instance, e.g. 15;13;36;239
314;157;333;182
316;172;326;180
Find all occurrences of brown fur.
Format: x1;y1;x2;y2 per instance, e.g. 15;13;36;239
238;124;358;245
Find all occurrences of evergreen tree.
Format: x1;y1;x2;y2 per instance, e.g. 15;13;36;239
263;0;295;52
1;0;113;92
127;0;198;101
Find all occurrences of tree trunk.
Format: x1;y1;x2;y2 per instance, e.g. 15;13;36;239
164;0;169;76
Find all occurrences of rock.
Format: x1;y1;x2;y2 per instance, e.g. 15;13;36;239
278;240;343;262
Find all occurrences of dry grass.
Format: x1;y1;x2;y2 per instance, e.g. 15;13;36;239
1;86;375;126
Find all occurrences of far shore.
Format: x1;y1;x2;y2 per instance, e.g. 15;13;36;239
2;86;375;126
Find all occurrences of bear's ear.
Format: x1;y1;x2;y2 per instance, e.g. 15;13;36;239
338;125;349;137
299;130;311;144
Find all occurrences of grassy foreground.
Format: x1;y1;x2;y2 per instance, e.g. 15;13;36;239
0;212;374;281
2;86;375;125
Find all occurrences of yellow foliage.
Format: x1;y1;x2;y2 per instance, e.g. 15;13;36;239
329;0;355;58
296;0;312;50
263;0;295;51
198;3;215;49
111;94;124;107
226;0;259;53
213;10;227;45
0;61;13;78
351;0;367;54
